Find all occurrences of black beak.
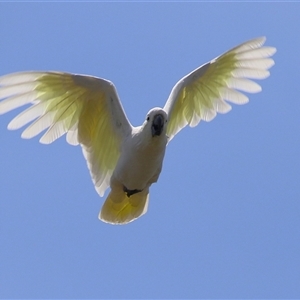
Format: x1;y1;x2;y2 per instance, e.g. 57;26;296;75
151;114;164;137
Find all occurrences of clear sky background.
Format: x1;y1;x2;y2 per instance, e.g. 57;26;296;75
0;2;299;299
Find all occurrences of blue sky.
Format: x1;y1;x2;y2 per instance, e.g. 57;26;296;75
0;2;299;299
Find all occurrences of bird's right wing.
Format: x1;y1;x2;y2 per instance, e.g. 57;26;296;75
0;71;132;196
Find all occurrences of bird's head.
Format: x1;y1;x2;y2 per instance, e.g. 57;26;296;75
144;108;168;137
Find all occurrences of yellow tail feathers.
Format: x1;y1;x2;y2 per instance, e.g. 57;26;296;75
99;188;149;225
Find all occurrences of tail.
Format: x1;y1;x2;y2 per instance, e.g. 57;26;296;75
99;188;149;225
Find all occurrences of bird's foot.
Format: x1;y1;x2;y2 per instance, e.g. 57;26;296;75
123;186;142;197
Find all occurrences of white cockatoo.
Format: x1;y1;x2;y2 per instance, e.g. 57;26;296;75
0;37;276;224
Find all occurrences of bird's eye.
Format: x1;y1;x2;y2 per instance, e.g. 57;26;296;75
146;116;150;121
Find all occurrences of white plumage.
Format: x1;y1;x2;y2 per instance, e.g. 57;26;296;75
0;37;276;224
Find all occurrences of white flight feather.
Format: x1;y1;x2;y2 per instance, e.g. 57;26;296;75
164;36;276;141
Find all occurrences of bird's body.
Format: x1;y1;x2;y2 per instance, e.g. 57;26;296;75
101;109;168;223
0;37;276;224
114;121;167;193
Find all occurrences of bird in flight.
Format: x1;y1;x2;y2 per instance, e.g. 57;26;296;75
0;37;276;225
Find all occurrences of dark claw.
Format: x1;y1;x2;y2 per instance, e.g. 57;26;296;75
123;186;142;197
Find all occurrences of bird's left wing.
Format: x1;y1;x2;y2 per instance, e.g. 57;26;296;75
0;71;132;196
164;37;276;141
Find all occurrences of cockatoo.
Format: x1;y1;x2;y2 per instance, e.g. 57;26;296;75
0;37;276;224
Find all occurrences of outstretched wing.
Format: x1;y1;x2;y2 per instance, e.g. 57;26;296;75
0;71;132;196
164;37;276;141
